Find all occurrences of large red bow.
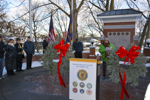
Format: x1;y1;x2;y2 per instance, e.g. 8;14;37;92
116;45;140;99
54;39;70;87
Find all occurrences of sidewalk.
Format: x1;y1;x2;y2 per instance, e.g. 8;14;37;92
0;67;69;100
0;65;150;100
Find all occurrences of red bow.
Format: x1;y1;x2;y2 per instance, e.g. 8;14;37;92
54;39;70;87
116;45;140;99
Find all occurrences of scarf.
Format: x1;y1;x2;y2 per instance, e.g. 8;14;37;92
8;43;14;47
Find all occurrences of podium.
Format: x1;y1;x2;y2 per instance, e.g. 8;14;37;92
69;58;100;100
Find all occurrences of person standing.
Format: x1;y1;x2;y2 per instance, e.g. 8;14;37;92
23;36;34;70
5;37;16;76
0;36;5;79
42;37;49;53
99;37;115;80
73;38;83;58
15;38;24;72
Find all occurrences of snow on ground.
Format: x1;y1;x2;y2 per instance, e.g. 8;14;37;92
2;61;42;75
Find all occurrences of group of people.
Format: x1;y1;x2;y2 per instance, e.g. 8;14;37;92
0;36;34;79
0;34;114;80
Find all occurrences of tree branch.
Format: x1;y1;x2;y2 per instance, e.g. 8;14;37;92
49;0;70;17
76;0;85;12
89;1;104;12
67;0;71;9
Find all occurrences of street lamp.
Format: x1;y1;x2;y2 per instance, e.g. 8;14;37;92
90;38;94;46
146;39;150;48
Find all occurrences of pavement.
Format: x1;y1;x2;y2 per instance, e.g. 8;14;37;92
0;67;69;100
0;66;150;100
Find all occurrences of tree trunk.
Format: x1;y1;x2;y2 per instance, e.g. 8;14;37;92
144;16;150;47
34;32;39;53
106;0;110;11
72;0;78;42
110;0;114;10
73;12;78;42
139;22;148;48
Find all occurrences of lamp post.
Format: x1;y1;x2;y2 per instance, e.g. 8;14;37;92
146;39;150;48
90;38;94;47
29;0;32;40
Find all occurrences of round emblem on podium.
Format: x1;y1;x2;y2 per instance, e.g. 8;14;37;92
87;83;92;89
77;69;88;81
79;82;85;88
80;89;84;94
72;81;78;87
86;90;92;95
73;88;78;93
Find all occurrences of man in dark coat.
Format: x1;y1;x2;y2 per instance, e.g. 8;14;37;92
5;37;16;75
24;36;34;70
73;38;83;58
42;37;49;53
0;36;5;79
15;38;24;72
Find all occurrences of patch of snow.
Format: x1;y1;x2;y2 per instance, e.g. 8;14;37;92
82;51;90;53
146;63;150;67
89;55;95;56
144;47;150;49
3;61;42;75
52;59;59;63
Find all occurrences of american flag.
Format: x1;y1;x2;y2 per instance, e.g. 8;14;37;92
49;15;56;44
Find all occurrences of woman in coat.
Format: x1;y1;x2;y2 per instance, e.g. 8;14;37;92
5;37;16;75
99;37;115;80
15;38;24;72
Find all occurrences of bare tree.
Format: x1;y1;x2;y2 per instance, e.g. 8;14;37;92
125;0;150;48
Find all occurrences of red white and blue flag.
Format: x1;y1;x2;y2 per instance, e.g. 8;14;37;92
49;15;56;44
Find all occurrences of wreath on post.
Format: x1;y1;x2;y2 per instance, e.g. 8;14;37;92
107;43;148;87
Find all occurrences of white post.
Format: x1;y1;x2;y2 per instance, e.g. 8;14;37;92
71;0;73;44
29;0;32;40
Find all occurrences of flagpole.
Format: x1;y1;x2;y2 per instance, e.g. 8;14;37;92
29;0;32;40
71;0;73;45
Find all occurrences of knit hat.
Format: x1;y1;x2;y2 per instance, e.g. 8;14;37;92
104;37;109;41
16;38;21;41
8;37;14;40
0;35;2;38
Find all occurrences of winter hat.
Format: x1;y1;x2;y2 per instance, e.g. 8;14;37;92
0;35;2;38
16;38;21;41
8;37;14;40
104;37;109;41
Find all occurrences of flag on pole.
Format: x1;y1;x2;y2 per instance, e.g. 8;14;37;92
49;15;56;44
66;15;73;43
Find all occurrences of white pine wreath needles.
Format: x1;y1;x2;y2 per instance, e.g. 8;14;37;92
107;43;148;87
40;41;74;76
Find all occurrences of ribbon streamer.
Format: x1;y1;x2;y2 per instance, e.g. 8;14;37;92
116;45;140;99
54;39;70;87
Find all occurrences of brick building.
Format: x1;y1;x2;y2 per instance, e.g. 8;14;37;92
97;9;142;47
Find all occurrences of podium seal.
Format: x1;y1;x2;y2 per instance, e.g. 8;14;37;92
86;90;92;95
72;81;78;87
87;83;92;89
79;82;85;88
77;69;88;81
73;88;78;93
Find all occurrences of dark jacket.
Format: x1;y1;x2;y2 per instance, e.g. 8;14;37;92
15;43;23;61
43;40;48;50
73;42;83;52
5;44;16;70
23;41;35;54
0;41;5;58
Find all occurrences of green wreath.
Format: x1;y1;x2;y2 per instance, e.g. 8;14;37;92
40;41;74;76
107;43;148;87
